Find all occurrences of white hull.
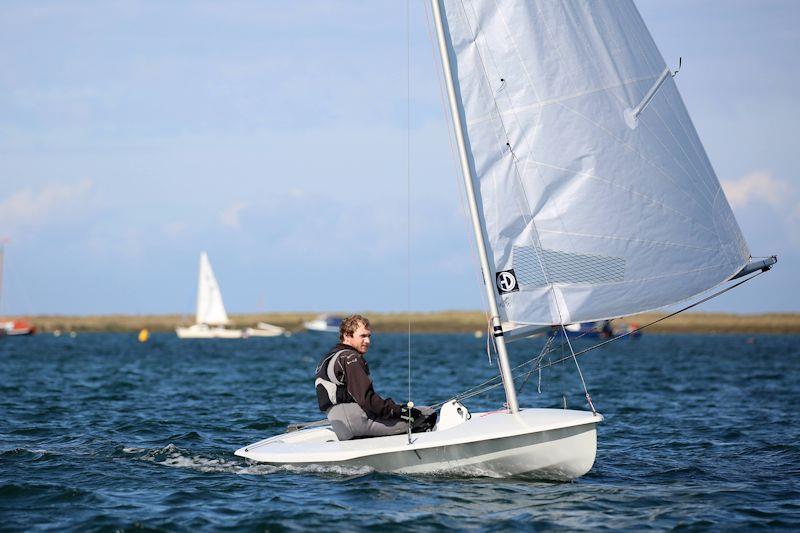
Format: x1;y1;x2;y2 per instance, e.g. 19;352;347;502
3;327;35;336
303;315;342;334
236;408;602;480
303;321;338;333
175;324;243;339
244;322;288;338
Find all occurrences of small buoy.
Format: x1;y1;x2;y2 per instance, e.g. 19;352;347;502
69;331;77;338
473;330;483;338
138;328;150;343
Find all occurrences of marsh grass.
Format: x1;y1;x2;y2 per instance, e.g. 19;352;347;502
12;311;800;334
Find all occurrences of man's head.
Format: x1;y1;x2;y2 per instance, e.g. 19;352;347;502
340;314;371;354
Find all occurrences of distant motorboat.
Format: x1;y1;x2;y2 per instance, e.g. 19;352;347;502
303;314;343;334
548;321;641;340
1;318;36;336
176;252;243;339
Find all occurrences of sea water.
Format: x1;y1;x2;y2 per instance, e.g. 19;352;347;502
1;332;799;530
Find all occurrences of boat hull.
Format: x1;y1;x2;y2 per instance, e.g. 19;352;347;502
303;315;342;334
342;421;597;479
244;328;284;338
236;408;601;480
244;322;287;338
175;325;243;339
1;320;36;336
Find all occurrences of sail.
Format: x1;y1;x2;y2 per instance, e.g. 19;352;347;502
196;252;230;325
437;0;749;326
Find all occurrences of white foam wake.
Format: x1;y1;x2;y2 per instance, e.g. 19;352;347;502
121;443;374;476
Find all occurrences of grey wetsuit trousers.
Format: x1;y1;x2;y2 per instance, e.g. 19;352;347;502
327;403;433;441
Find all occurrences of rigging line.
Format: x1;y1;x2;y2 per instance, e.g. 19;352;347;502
517;336;553;394
535;269;768;372
560;323;597;415
456;0;554;306
423;0;492;324
430;268;768;409
458;0;571;301
458;0;596;411
406;0;412;408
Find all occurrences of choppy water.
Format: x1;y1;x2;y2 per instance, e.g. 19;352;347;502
2;331;799;530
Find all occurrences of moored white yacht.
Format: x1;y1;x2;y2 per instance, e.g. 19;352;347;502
176;252;243;339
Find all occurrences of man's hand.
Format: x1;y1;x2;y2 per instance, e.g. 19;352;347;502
400;402;422;422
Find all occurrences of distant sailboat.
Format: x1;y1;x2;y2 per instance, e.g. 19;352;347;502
0;241;35;337
176;252;243;339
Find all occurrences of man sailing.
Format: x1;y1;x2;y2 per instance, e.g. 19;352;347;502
315;314;434;440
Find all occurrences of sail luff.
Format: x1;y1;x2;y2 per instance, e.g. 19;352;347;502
431;0;519;413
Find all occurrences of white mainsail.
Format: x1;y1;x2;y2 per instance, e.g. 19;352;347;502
439;0;749;326
196;251;230;326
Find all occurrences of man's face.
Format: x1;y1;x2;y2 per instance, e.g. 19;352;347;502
343;323;371;354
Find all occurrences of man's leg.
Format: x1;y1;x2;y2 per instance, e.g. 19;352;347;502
328;403;409;439
328;403;438;439
365;406;437;436
326;404;356;441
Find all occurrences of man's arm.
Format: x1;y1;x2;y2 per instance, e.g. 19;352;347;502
339;353;402;419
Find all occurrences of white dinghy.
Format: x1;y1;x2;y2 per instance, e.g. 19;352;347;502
236;0;774;479
176;252;243;339
238;402;600;479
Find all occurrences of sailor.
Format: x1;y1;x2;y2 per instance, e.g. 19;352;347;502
315;314;434;440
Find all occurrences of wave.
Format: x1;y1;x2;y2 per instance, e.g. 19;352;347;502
1;447;60;459
119;444;375;477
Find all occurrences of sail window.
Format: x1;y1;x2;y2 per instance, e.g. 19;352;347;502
511;246;626;287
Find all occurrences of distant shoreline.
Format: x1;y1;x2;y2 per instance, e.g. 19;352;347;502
10;311;800;334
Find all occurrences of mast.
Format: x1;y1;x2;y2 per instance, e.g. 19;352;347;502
430;0;519;413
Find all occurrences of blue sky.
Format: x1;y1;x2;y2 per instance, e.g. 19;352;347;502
1;1;797;316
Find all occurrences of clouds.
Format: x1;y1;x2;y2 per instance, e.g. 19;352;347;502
721;171;800;252
0;2;797;314
220;201;249;229
721;171;793;210
0;179;94;236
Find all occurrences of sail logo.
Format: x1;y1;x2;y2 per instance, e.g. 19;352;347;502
496;270;519;294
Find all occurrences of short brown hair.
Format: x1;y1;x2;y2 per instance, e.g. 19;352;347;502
339;314;371;341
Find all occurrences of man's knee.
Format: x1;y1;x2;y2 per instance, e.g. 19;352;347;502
327;405;356;441
329;418;353;441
